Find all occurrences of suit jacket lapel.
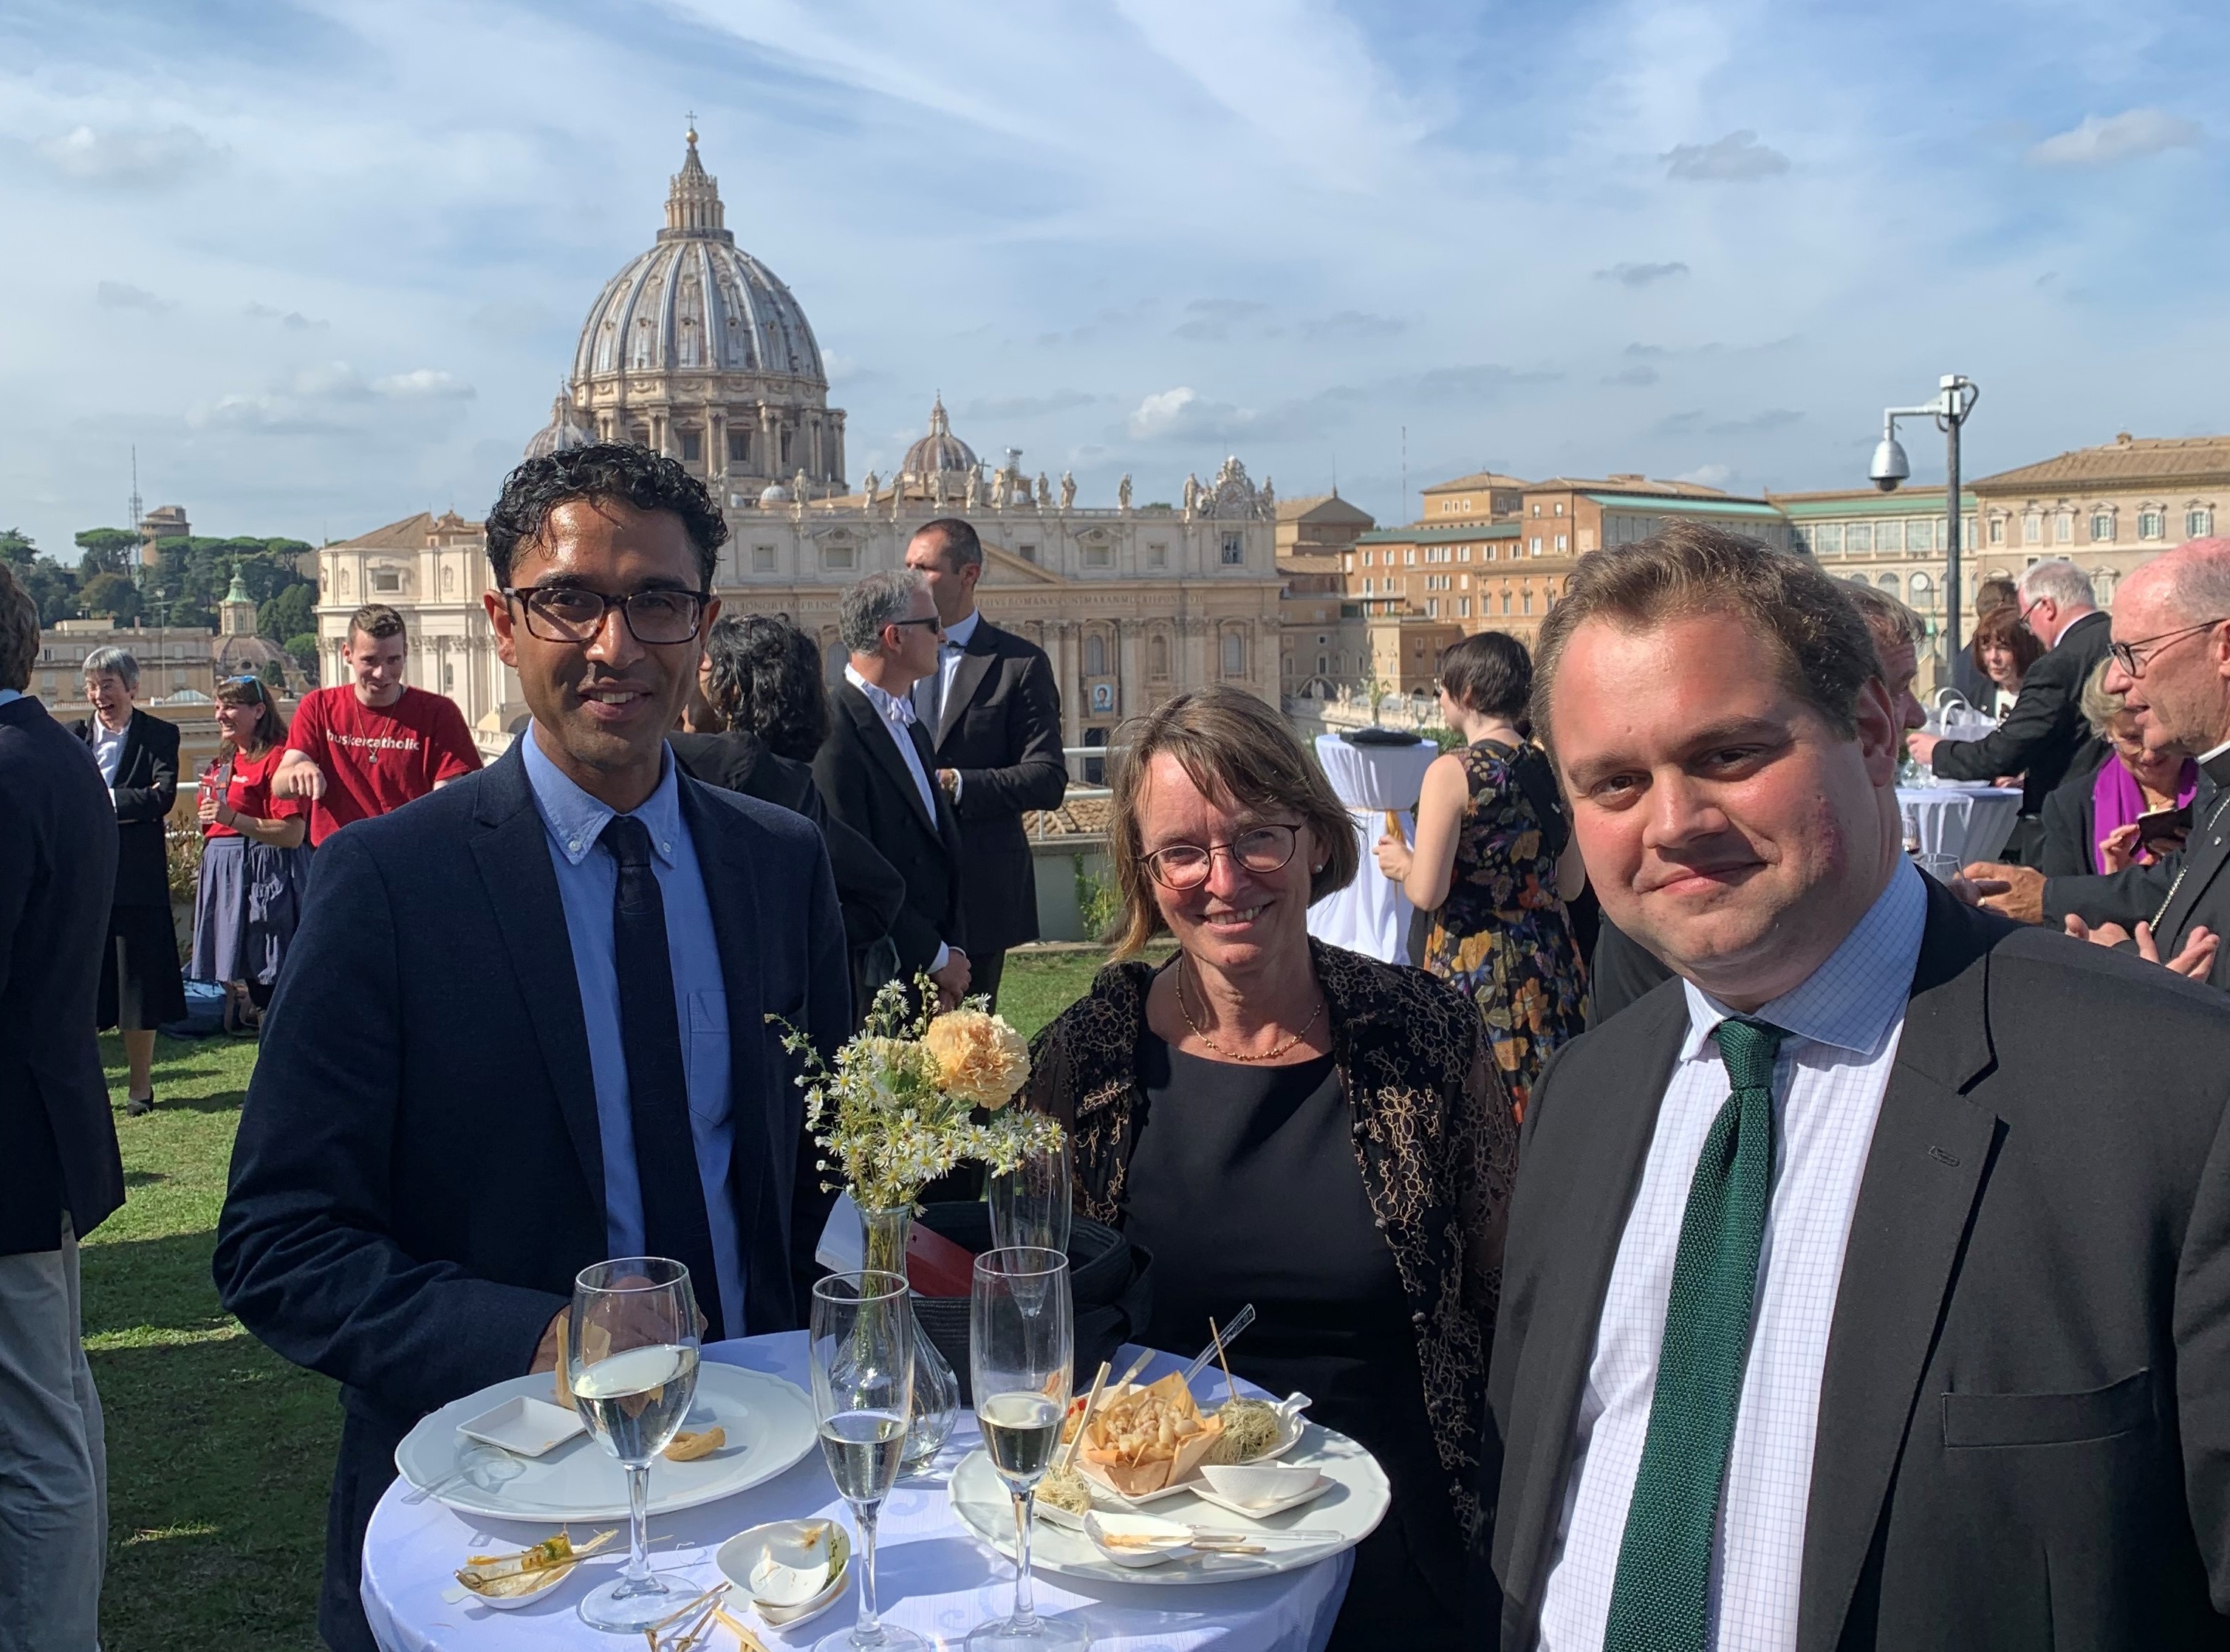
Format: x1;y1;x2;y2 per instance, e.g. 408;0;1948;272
936;626;999;748
2156;792;2230;941
1502;985;1689;1612
841;684;937;837
117;711;148;784
1795;883;2002;1652
676;778;779;1330
465;745;606;1226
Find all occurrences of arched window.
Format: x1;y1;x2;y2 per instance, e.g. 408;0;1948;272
1909;570;1933;608
1877;572;1898;592
1148;634;1169;679
1085;633;1107;676
631;318;654;369
1220;630;1245;678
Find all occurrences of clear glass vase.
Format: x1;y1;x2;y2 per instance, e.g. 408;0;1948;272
858;1202;960;1471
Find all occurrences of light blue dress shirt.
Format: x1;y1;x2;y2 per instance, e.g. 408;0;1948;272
521;728;745;1337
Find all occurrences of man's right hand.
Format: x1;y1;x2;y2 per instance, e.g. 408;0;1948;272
272;753;327;801
931;948;971;1012
529;1307;569;1377
1962;862;2045;925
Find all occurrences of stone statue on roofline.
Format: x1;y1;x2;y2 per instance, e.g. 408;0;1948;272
1036;473;1053;512
991;466;1010;508
861;470;878;505
1059;471;1076;511
1118;473;1132;511
1183;473;1200;516
965;467;982;510
931;468;949;510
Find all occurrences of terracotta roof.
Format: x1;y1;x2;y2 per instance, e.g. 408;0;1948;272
1276;493;1376;526
1527;476;1735;498
1969;433;2230;493
1422;471;1529;493
1024;794;1115;837
333;512;439;550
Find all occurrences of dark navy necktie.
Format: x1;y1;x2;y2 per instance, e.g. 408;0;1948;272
601;813;725;1341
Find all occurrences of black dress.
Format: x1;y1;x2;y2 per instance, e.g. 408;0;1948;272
1122;1036;1463;1651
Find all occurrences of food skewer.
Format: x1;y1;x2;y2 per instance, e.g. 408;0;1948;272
1180;1302;1255;1386
1208;1317;1236;1394
709;1605;769;1650
1061;1360;1112;1476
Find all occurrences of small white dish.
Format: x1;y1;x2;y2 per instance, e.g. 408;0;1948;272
456;1396;585;1459
1081;1511;1196;1570
452;1563;575;1611
1194;1464;1332;1520
715;1519;850;1629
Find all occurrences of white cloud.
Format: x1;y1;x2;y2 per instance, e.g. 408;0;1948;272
1129;387;1200;439
1677;463;1734;488
1662;130;1790;181
1597;261;1689;287
95;280;171;313
374;369;476;400
2028;109;2201;168
35;123;222;188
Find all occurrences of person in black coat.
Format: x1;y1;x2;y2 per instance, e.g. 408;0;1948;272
1907;559;2111;855
671;614;908;1016
813;569;971;1011
903;518;1067;1007
213;445;850;1651
71;646;185;1113
0;563;124;1649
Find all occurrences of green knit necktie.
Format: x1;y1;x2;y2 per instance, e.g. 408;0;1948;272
1602;1015;1788;1652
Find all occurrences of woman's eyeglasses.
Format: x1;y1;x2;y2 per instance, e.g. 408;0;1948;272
1142;823;1299;891
503;586;711;645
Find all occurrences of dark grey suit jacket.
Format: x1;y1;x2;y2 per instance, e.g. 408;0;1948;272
923;617;1065;959
72;707;179;908
815;682;968;978
1488;879;2230;1650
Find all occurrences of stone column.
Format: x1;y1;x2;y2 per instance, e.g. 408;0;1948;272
1054;622;1082;748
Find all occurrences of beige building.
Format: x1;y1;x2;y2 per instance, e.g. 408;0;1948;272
318;132;1282;755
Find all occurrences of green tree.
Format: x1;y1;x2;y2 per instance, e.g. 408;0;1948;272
0;527;35;568
79;570;143;623
259;583;315;642
284;632;321;683
18;560;81;624
75;527;136;578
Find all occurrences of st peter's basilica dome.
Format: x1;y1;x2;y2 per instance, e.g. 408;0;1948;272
900;396;978;486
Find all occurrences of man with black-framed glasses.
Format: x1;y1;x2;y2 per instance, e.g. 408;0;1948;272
216;445;849;1652
1970;538;2230;987
1907;558;2110;860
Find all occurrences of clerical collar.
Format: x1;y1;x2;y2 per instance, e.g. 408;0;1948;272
2200;739;2230;789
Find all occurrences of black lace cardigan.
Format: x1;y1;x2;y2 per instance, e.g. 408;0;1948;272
1021;938;1519;1540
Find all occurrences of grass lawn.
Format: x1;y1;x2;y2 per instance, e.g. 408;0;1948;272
84;946;1115;1651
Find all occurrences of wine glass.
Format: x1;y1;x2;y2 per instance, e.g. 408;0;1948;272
566;1257;700;1634
988;1138;1072;1256
810;1270;926;1652
968;1247;1085;1651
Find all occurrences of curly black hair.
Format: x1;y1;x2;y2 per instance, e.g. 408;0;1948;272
702;612;832;762
484;443;730;587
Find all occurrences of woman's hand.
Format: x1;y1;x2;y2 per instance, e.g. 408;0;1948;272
196;787;221;826
2097;823;2141;874
1373;832;1413;881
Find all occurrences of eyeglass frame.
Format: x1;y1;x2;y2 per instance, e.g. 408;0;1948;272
885;615;945;635
2107;617;2230;678
499;583;714;645
1141;821;1303;890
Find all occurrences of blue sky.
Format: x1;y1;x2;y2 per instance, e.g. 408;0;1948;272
1;0;2223;557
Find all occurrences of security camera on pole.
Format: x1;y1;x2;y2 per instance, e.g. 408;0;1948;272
1868;374;1980;676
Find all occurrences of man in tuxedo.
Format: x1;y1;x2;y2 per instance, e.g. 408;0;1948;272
903;518;1066;1006
1907;558;2110;853
1969;536;2230;985
0;561;124;1651
1487;525;2230;1650
214;445;848;1652
814;568;972;1011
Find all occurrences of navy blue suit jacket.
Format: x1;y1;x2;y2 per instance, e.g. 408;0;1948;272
212;739;849;1648
0;695;123;1254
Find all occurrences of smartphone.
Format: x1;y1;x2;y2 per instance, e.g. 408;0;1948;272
2136;803;2191;849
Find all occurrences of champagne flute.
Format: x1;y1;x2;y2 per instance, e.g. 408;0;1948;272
968;1247;1086;1652
567;1257;700;1634
810;1270;926;1652
988;1138;1072;1256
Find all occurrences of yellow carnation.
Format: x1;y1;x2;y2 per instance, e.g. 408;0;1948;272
923;1010;1030;1108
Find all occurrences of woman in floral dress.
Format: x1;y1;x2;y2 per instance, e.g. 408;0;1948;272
1375;631;1587;1117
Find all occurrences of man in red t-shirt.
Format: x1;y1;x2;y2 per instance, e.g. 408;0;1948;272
272;603;482;844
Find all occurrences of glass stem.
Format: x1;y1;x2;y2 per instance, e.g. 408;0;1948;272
623;1460;653;1588
1010;1488;1040;1628
853;1500;884;1647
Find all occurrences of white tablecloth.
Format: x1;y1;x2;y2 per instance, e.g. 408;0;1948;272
362;1334;1351;1652
1896;786;2024;864
1306;735;1442;965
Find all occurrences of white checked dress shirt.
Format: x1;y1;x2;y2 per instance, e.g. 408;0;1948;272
845;662;955;973
1537;861;1928;1651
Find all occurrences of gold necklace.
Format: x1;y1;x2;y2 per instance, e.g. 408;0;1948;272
1174;957;1324;1063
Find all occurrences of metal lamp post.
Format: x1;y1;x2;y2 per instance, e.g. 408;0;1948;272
1869;374;1980;677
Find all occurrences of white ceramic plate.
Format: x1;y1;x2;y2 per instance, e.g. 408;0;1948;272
951;1427;1388;1587
1190;1468;1333;1521
456;1396;585;1458
395;1363;815;1521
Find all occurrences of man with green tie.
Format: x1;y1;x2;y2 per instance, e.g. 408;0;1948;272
1484;525;2230;1650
